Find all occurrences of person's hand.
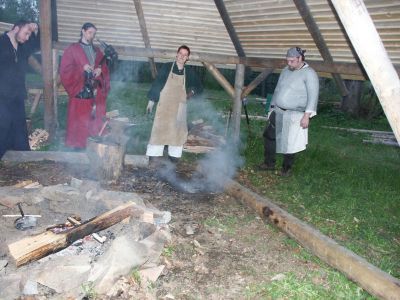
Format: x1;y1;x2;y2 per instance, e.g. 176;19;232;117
93;67;102;77
186;89;195;99
300;113;311;129
83;64;93;72
146;100;155;114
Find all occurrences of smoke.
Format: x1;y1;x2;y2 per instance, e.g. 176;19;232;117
156;98;245;194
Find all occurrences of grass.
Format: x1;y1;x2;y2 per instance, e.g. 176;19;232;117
29;79;400;298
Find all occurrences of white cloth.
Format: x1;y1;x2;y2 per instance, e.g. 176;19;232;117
146;144;183;158
275;108;308;154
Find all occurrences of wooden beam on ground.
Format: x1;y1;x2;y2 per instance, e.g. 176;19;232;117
133;0;157;79
241;68;273;98
8;202;142;267
232;64;245;144
330;0;400;146
224;179;400;300
53;42;400;78
202;61;235;98
39;0;56;139
214;0;245;57
293;0;348;97
1;151;149;168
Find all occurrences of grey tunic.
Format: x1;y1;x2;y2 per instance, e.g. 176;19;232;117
271;64;319;154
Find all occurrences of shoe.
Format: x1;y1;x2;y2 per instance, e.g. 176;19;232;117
257;163;275;171
278;168;292;177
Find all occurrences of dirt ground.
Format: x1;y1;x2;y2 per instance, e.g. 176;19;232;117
0;160;323;299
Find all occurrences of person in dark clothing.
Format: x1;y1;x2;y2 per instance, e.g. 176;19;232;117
146;45;203;160
0;20;40;159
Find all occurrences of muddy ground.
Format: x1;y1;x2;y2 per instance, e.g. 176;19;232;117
0;160;324;299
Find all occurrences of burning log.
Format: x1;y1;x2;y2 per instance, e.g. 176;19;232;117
8;202;142;267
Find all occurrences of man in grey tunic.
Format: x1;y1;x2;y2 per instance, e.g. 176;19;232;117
259;47;319;176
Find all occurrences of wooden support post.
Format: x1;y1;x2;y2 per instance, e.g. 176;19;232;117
52;49;59;127
241;68;273;98
202;61;234;98
39;0;56;139
28;56;42;74
232;64;245;144
224;179;400;300
331;0;400;146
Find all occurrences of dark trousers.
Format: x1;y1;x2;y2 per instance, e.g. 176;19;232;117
263;111;295;171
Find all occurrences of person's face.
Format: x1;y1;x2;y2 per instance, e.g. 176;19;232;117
15;25;33;43
286;56;303;71
176;48;189;65
82;27;97;44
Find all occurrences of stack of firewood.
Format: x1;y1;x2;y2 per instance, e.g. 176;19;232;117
184;119;226;153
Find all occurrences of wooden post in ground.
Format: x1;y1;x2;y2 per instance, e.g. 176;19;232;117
39;0;56;139
224;179;400;300
330;0;400;145
232;64;245;144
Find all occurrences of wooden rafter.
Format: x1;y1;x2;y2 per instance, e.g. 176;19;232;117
331;0;400;145
293;0;349;97
214;0;246;58
242;68;274;99
133;0;157;79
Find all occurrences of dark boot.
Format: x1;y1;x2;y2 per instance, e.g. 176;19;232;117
279;154;295;177
261;111;276;170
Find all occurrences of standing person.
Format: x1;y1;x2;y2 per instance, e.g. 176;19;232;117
0;20;39;159
259;47;319;176
60;22;111;149
146;45;203;161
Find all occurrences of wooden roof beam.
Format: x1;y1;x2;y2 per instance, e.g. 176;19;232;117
294;0;348;97
133;0;157;78
331;0;400;146
53;43;400;78
214;0;246;58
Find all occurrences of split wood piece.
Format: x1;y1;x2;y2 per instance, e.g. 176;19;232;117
8;202;142;267
67;216;106;243
86;138;125;183
224;179;400;300
1;151;149;168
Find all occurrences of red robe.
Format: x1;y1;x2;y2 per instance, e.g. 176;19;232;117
60;43;110;148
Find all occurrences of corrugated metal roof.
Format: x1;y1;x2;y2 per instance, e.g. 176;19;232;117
55;0;400;64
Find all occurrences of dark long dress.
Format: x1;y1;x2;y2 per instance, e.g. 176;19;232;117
0;30;40;158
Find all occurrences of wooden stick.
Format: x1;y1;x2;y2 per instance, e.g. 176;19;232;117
8;202;142;267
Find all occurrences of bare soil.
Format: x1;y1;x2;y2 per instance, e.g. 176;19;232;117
0;160;322;299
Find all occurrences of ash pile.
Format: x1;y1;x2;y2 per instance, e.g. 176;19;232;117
0;178;171;299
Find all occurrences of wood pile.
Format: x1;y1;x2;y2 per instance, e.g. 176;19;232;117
184;119;226;153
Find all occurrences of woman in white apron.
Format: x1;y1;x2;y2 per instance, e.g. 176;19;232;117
145;45;203;160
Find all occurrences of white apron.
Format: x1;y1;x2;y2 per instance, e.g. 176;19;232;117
148;63;187;146
275;107;308;154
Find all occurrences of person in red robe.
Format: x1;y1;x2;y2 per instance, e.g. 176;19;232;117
60;23;111;149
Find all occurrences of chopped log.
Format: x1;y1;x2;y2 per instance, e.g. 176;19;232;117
224;179;400;300
86;138;125;183
8;202;142;267
1;151;149;168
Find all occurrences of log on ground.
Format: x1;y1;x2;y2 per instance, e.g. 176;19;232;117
224;179;400;300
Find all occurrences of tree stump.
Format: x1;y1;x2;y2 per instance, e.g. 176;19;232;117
86;137;125;183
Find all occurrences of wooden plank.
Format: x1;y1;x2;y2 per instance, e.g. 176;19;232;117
8;202;141;267
1;151;149;168
224;179;400;300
